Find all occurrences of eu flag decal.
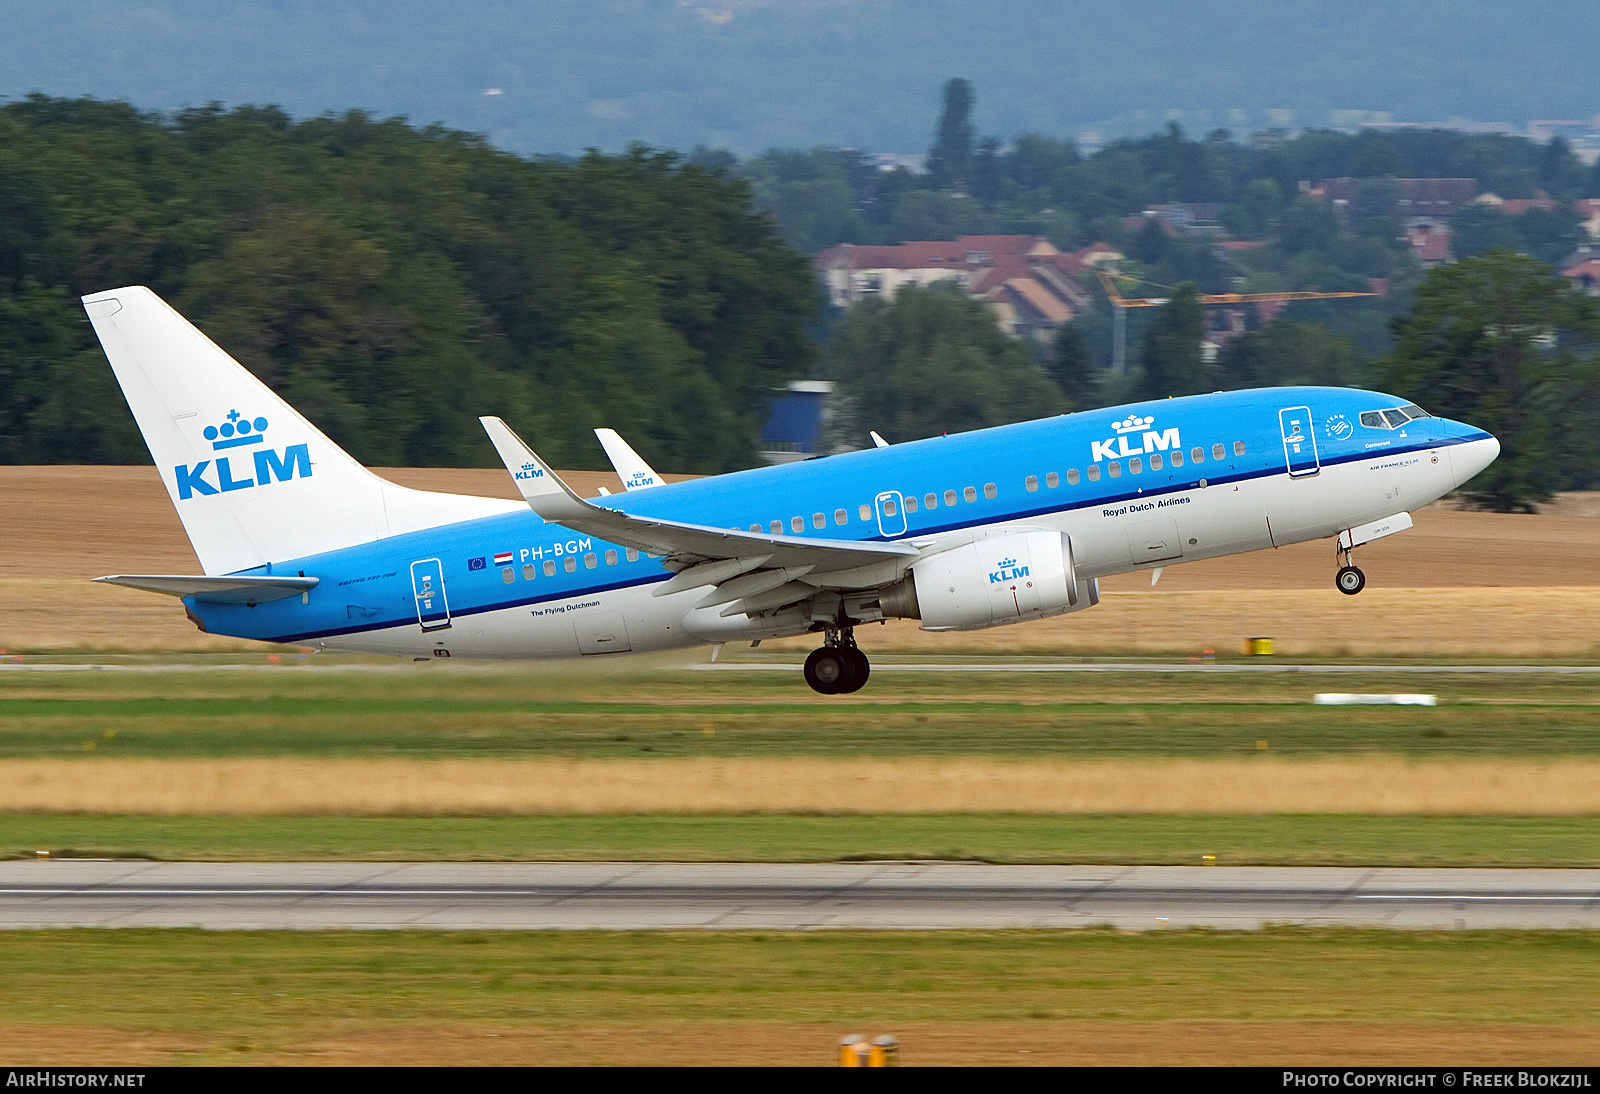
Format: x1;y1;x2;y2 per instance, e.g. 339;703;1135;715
467;557;486;571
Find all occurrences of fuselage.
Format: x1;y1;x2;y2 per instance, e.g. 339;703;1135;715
190;386;1497;660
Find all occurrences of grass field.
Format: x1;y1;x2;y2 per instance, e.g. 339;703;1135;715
3;929;1598;1065
3;662;1597;759
8;814;1600;867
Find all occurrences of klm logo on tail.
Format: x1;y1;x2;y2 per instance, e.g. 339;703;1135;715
174;410;312;500
515;461;545;482
1091;414;1181;463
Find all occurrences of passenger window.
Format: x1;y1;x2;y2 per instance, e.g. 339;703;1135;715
1087;464;1100;481
604;549;617;566
626;548;639;562
584;552;597;569
1063;469;1077;485
983;483;997;499
944;489;957;506
1047;472;1060;488
502;567;514;584
834;508;847;525
1212;443;1225;460
904;495;917;513
924;494;937;510
1150;453;1163;470
750;524;761;533
523;563;536;581
791;516;804;533
1359;411;1386;428
771;520;783;535
812;512;825;529
562;556;576;573
1025;475;1038;492
1233;441;1245;456
859;504;872;521
543;560;556;577
1108;461;1121;478
882;498;897;516
1171;450;1183;467
963;486;977;503
1191;447;1204;463
1129;457;1142;474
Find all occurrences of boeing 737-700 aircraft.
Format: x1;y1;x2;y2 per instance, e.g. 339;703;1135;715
85;287;1498;693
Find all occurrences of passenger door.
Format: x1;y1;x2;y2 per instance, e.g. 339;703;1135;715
1279;406;1320;478
874;490;907;538
409;559;452;631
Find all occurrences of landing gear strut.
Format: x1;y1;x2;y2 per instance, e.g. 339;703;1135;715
804;627;870;694
1335;543;1366;595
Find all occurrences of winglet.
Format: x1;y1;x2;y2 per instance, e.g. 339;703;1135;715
479;416;593;523
594;428;663;490
869;430;890;448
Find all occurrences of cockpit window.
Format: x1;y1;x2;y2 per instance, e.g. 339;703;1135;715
1361;404;1431;430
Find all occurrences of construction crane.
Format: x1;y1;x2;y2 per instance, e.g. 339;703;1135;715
1093;269;1374;372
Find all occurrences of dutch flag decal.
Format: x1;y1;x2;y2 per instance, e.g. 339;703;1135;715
493;552;513;566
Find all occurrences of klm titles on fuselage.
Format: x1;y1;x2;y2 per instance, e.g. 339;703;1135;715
174;411;312;500
1091;414;1181;464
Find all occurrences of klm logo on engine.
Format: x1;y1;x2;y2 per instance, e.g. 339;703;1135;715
515;461;545;482
989;557;1029;584
174;410;312;500
1091;414;1181;463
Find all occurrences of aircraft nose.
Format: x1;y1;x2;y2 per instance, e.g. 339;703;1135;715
1450;433;1500;488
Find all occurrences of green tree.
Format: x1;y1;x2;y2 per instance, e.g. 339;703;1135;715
926;78;975;193
1047;321;1099;410
1378;251;1600;511
824;284;1062;442
1138;283;1207;399
1215;319;1367;390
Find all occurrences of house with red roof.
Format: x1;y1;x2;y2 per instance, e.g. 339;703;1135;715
814;235;1114;342
1563;257;1600;296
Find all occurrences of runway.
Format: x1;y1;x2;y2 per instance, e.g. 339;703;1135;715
3;862;1598;930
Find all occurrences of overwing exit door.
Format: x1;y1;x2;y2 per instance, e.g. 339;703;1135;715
874;490;907;537
1279;406;1320;477
410;558;452;631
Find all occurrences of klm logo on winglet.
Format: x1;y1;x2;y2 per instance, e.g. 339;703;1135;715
515;461;545;482
1091;414;1181;463
989;557;1029;584
174;410;312;499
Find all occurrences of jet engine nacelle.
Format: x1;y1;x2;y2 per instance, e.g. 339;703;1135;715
884;528;1096;631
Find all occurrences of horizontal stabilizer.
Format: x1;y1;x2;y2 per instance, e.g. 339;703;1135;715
94;574;319;604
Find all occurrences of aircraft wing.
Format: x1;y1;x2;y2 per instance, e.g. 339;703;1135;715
480;418;916;598
94;574;319;604
594;428;664;490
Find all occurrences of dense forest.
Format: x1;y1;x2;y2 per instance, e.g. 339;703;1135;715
0;95;820;471
2;91;1598;506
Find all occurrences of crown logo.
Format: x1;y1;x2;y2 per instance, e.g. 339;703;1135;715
1112;414;1155;435
521;462;537;472
997;557;1017;569
203;409;269;450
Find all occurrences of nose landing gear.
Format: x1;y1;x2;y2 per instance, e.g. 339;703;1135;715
803;628;870;694
1335;543;1366;595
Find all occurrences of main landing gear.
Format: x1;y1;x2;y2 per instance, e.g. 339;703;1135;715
804;628;870;694
1335;543;1366;595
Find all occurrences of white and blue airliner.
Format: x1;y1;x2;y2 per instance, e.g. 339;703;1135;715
85;287;1499;693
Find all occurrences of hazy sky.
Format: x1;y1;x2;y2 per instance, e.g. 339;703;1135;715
5;1;1597;154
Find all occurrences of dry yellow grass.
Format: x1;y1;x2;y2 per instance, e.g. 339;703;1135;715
6;756;1600;815
10;1021;1595;1067
3;466;1598;655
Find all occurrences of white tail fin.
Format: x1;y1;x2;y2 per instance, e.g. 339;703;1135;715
84;286;519;575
